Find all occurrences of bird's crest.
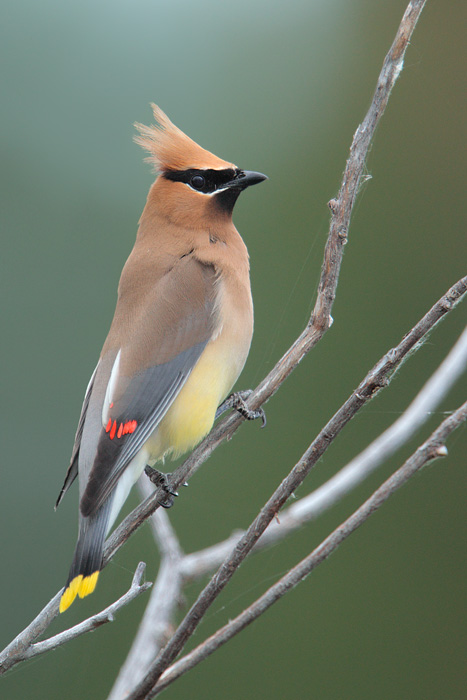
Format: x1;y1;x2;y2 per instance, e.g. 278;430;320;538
134;104;234;173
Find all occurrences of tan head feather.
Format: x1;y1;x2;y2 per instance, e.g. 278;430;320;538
134;104;234;173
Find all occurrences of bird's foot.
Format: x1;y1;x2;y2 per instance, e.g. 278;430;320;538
215;390;266;427
144;466;178;509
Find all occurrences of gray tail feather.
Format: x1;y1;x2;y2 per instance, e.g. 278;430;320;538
64;498;112;588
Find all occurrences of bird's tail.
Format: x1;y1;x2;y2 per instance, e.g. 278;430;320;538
59;500;111;613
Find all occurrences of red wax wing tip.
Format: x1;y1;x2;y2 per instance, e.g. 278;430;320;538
105;418;112;433
122;420;138;435
109;420;117;440
110;402;114;408
117;423;123;438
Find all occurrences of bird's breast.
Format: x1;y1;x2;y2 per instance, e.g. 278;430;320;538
147;274;253;461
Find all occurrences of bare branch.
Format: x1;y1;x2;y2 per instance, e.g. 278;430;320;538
180;288;467;575
107;488;184;700
285;325;467;522
126;305;466;700
104;267;466;569
1;270;463;680
0;564;151;671
154;402;467;695
107;549;183;700
108;285;467;698
0;0;436;684
138;479;184;560
0;593;62;675
180;532;244;582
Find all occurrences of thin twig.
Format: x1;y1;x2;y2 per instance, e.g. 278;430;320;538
153;403;467;695
0;564;150;670
0;593;62;674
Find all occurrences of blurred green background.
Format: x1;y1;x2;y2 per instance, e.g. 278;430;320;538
1;1;466;698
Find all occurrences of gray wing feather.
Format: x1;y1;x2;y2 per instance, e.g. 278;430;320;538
79;341;207;517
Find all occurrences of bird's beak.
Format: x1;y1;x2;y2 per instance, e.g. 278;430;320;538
227;170;268;191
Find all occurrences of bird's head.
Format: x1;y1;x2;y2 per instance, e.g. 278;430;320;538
134;104;266;226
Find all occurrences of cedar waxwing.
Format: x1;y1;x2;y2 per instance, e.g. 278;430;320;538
56;104;266;612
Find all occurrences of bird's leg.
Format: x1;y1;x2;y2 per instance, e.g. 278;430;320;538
144;466;178;509
215;389;266;427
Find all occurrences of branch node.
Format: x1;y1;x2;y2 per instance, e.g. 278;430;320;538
337;226;348;243
374;376;390;391
439;296;455;312
433;444;448;458
385;347;399;363
132;561;147;587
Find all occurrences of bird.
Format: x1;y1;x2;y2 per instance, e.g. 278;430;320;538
56;104;267;612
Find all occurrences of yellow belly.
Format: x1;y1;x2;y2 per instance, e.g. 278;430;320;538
146;336;245;462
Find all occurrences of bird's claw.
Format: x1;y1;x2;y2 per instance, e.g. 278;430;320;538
215;389;266;427
144;466;178;508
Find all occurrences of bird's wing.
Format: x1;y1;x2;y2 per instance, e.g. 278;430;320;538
79;254;219;518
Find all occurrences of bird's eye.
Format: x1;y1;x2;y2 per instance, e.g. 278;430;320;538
190;175;206;190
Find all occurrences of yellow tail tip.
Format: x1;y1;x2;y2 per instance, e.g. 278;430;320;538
59;571;100;613
78;571;99;598
59;575;82;613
